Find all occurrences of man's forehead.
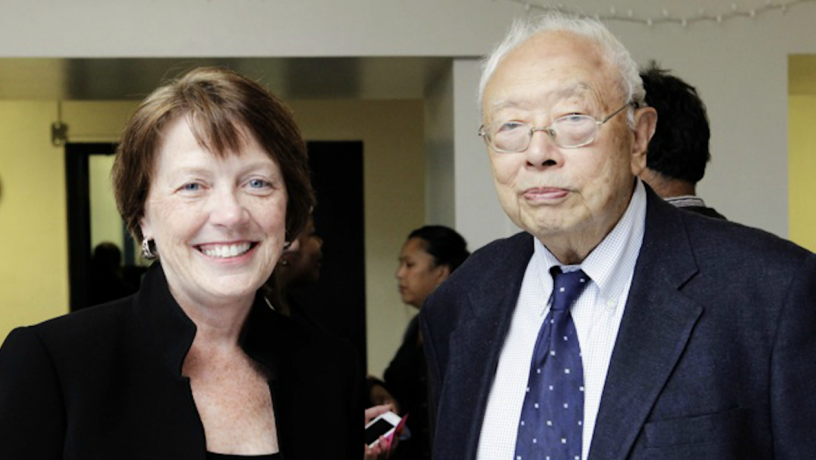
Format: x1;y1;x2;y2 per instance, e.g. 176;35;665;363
484;81;602;114
483;34;616;109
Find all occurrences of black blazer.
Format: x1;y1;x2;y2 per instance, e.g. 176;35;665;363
0;264;362;460
420;188;816;460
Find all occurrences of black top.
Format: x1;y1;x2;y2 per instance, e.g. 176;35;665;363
383;315;431;460
207;452;280;460
0;263;363;460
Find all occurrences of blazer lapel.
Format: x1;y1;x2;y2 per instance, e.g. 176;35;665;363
589;190;704;460
441;233;533;459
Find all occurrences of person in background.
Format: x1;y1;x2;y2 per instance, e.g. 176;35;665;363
268;215;324;328
364;403;399;460
270;217;400;460
421;12;816;460
371;225;470;460
638;61;725;219
86;241;137;307
0;66;361;460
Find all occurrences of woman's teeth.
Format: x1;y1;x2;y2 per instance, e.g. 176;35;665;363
200;243;252;258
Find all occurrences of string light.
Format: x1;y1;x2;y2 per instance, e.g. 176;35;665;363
510;0;816;28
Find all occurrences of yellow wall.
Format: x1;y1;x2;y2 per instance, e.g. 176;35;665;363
89;154;124;251
0;99;425;378
0;101;136;343
789;95;816;253
0;102;70;340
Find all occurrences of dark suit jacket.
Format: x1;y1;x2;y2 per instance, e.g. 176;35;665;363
680;204;726;220
0;263;362;460
420;188;816;460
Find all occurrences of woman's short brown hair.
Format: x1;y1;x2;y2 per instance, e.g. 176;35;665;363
112;66;314;244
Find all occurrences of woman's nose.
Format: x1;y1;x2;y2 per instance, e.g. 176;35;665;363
210;188;250;228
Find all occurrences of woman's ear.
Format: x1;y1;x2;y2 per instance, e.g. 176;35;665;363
139;216;152;241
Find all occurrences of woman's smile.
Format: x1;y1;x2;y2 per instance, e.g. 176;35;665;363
196;241;257;259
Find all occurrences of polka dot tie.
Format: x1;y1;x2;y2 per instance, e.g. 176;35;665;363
514;267;588;460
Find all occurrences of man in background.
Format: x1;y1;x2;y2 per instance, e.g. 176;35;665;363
638;62;725;219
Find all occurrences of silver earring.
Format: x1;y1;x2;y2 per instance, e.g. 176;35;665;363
142;238;157;260
283;241;292;250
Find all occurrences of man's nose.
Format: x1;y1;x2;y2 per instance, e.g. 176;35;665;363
525;129;562;168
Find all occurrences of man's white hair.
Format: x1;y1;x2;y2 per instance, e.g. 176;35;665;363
479;12;646;124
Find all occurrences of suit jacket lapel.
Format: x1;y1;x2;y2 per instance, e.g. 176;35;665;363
589;190;704;460
443;233;534;459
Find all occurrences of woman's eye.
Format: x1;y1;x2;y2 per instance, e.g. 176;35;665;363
182;183;201;191
248;179;271;189
247;179;272;190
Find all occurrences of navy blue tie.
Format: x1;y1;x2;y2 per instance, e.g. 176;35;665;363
514;267;588;460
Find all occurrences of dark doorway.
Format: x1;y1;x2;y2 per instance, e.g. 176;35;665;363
65;142;138;312
288;141;368;372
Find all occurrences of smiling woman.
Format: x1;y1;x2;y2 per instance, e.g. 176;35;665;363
0;67;362;460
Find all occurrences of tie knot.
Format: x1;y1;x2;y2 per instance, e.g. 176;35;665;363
550;268;589;311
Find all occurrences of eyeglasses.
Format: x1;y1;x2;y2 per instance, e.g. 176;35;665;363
478;102;635;153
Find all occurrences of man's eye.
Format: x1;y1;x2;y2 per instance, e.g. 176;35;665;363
497;122;526;133
559;115;590;124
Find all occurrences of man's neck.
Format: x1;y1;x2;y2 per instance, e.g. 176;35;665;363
538;180;640;265
640;168;696;199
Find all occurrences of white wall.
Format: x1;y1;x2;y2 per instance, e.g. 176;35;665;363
425;64;455;227
613;7;816;236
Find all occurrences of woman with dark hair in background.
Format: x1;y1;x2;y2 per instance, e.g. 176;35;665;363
370;225;470;460
0;67;361;460
268;215;324;328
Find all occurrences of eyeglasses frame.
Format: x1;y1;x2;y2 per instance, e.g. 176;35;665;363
478;101;639;153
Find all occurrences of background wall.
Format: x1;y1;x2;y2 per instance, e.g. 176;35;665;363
0;102;69;338
789;94;816;252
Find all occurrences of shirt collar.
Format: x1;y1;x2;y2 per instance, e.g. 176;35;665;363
665;195;707;209
533;179;647;303
133;262;282;378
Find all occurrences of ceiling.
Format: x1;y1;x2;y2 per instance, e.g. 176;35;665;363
0;57;453;101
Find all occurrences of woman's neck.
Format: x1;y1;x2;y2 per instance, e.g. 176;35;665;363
170;287;255;349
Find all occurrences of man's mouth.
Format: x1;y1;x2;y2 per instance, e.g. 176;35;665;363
523;187;570;201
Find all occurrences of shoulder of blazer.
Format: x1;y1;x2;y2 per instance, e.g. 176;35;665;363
423;232;534;325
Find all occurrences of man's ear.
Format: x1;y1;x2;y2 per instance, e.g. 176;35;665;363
630;106;657;175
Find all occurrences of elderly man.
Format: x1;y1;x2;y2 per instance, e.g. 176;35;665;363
420;12;816;460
